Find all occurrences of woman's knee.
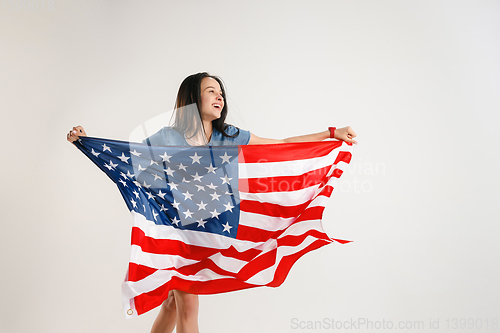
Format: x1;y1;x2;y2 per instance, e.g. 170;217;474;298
161;290;177;312
173;290;199;319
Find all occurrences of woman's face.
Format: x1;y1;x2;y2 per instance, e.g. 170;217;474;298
199;77;224;122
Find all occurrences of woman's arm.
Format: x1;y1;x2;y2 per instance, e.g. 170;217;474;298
248;126;357;145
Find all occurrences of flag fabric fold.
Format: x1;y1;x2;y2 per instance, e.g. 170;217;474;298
73;136;352;317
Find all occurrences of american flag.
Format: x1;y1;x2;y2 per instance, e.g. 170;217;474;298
74;136;353;317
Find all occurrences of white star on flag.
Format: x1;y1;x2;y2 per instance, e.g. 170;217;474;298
220;152;231;164
222;222;232;233
190;152;202;164
102;143;112;152
118;153;130;163
160;152;171;162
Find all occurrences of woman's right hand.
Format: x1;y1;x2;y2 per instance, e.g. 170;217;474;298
334;126;357;145
67;125;87;143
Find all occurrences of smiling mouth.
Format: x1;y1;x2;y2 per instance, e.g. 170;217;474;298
212;104;222;109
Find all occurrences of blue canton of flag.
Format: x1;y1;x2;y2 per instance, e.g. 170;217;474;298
75;137;240;238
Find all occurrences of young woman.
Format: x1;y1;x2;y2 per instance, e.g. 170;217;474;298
67;72;357;333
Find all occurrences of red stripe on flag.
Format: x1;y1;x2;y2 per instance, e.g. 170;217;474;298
238;185;333;221
238;141;344;163
265;238;332;287
277;229;331;247
236;248;277;281
236;225;276;243
331;238;352;244
128;253;250;285
133;276;259;316
239;165;334;193
319;185;334;197
131;227;262;261
334;151;352;164
236;206;326;242
128;263;157;282
332;168;343;178
239;199;310;219
294;206;326;223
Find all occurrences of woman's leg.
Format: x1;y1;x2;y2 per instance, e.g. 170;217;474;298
150;290;177;333
173;290;199;333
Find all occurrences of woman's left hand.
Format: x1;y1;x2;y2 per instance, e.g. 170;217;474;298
334;126;357;144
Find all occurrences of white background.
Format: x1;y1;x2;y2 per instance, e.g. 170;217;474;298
1;1;499;332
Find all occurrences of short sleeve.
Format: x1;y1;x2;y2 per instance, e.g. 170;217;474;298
208;125;250;146
224;125;250;145
141;127;187;146
142;127;169;146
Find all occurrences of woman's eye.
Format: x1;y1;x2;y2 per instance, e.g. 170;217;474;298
209;90;223;97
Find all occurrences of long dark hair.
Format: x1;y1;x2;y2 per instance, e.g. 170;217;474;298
172;72;239;139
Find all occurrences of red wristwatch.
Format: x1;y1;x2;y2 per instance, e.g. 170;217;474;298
329;127;336;139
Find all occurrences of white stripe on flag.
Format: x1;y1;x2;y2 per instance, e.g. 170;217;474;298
239;149;344;178
239;183;321;205
244;235;321;285
277;219;325;239
123;267;238;300
208;252;248;273
238;211;296;231
133;212;262;250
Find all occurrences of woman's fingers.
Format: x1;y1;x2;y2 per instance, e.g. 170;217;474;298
73;126;87;136
67;125;87;143
343;136;357;144
67;132;78;142
347;126;357;138
337;126;358;145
